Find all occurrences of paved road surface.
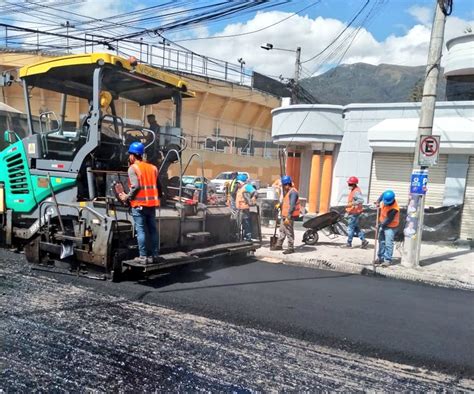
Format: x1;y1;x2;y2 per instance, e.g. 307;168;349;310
1;251;473;390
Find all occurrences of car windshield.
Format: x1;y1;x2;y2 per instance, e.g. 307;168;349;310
182;176;196;185
215;173;234;180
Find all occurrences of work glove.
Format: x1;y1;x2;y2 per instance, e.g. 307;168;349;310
284;217;291;226
275;203;280;210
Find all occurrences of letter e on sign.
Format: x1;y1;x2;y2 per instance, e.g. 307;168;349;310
418;135;440;167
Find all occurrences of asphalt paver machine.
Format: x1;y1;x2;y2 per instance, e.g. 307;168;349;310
0;53;260;281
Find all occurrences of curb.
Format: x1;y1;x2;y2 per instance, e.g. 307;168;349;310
255;250;474;291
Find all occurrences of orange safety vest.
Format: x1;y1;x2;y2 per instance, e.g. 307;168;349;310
346;186;363;215
379;200;400;228
129;161;160;208
281;187;300;218
236;186;249;210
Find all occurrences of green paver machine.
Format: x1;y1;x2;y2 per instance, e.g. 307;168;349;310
0;53;260;281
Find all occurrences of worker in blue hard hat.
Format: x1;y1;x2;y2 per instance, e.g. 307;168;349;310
235;173;257;241
274;175;300;254
375;190;400;267
119;141;161;264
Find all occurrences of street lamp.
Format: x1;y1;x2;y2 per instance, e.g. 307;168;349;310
237;57;246;85
260;43;301;104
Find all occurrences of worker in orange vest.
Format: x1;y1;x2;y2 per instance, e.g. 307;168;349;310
119;142;161;264
344;176;369;249
375;190;400;267
235;173;257;241
274;175;300;254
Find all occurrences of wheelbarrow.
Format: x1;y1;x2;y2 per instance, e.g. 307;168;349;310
302;211;342;245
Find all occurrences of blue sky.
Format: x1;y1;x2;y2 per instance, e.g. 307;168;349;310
202;0;474;41
4;0;474;77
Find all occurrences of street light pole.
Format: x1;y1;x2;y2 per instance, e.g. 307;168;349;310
293;46;301;104
261;43;302;104
402;0;449;267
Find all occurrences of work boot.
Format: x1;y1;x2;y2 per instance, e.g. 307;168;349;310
373;259;382;265
361;240;369;249
283;248;295;255
272;244;283;251
342;243;352;248
381;261;391;268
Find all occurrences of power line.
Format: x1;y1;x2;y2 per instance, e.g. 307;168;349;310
173;1;321;42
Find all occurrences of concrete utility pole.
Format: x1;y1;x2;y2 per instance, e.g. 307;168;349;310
402;0;450;267
261;43;302;103
293;47;302;104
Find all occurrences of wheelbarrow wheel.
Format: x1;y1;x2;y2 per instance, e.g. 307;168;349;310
303;229;319;245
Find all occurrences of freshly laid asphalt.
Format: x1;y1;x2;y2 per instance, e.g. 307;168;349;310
34;255;474;376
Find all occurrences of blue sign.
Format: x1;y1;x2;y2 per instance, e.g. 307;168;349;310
410;170;429;195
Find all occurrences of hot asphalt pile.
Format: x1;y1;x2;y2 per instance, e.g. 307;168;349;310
1;250;473;391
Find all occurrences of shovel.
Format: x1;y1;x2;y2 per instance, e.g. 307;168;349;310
47;174;74;259
372;204;380;272
269;208;280;250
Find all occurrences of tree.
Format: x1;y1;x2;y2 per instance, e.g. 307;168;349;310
409;78;424;102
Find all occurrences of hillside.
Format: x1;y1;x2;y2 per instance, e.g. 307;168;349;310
300;63;447;105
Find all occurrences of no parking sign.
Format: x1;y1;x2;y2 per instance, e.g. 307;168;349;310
418;135;440;166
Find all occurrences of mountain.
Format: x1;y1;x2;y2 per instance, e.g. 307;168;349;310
300;63;447;105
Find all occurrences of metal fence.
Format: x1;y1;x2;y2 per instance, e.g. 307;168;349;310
1;26;253;86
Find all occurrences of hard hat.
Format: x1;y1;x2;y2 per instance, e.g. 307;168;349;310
236;173;248;183
128;141;145;156
347;176;359;185
281;175;292;185
99;91;112;109
382;190;396;205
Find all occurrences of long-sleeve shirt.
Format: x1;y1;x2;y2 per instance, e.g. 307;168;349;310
377;193;397;227
242;183;257;205
351;189;364;205
127;164;162;201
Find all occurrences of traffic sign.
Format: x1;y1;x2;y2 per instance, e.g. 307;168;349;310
418;135;440;166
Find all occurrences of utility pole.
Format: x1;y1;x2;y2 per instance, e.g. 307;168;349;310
61;21;75;54
260;43;302;103
292;46;302;104
402;0;450;267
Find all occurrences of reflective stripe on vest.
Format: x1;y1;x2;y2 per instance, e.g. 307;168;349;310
129;161;160;208
379;200;400;228
346;186;363;215
236;186;249;210
281;187;300;218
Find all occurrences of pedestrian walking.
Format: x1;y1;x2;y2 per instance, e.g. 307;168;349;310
344;176;369;249
375;190;400;267
235;173;257;241
119;142;161;264
274;175;300;254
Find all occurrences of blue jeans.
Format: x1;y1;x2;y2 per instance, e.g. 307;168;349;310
241;209;252;241
347;214;365;245
378;227;395;262
131;207;159;257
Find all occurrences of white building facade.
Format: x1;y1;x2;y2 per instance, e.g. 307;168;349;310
271;34;474;241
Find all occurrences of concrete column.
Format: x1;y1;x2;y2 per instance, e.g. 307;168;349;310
287;151;301;189
319;151;333;213
307;150;322;214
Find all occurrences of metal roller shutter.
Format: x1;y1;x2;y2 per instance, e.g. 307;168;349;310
460;157;474;240
369;153;448;207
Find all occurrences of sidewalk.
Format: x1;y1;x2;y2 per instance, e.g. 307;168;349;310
256;226;474;291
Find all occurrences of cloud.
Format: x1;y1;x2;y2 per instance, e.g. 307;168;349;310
407;6;432;26
181;10;474;78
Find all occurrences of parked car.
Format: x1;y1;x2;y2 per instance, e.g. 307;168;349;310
182;175;216;193
211;171;260;194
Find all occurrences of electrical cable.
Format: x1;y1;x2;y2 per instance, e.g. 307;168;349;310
174;1;321;42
